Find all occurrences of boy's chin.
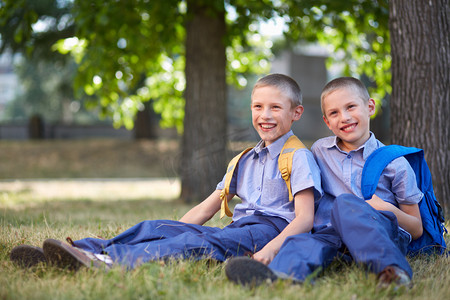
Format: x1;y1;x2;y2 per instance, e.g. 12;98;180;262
259;133;286;146
335;130;355;140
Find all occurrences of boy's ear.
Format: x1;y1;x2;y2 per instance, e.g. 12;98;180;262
323;115;332;130
368;98;376;116
292;105;304;121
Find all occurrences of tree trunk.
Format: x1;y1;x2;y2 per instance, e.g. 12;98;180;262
181;1;227;203
134;102;155;139
389;0;449;213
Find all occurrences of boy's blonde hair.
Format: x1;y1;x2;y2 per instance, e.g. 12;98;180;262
320;77;370;114
252;73;303;108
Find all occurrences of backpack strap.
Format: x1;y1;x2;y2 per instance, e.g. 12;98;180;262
278;135;306;202
220;147;253;218
220;135;306;219
361;145;423;200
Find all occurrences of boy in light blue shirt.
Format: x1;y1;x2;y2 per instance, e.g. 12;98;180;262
10;74;322;270
218;130;322;225
226;77;423;288
312;134;422;231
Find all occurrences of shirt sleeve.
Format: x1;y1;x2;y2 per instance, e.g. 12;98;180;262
387;157;423;205
216;174;226;190
216;165;238;194
290;148;323;201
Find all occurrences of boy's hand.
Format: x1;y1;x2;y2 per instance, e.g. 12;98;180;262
248;188;315;266
252;244;277;265
250;188;315;265
366;194;395;211
365;194;423;240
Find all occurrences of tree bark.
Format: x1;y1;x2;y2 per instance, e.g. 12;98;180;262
181;1;227;203
134;102;155;140
389;0;449;213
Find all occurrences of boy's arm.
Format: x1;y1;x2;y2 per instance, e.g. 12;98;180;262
252;188;315;265
366;195;423;240
179;190;234;225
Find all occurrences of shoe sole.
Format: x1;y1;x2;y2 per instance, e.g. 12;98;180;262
225;256;277;287
10;245;46;268
43;239;100;271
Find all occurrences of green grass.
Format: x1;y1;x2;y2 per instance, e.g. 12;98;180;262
1;139;449;299
1;188;449;300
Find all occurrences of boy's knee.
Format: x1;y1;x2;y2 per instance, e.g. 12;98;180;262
332;193;361;212
331;194;371;226
377;210;399;225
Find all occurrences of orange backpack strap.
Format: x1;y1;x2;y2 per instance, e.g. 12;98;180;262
278;135;306;202
220;147;253;219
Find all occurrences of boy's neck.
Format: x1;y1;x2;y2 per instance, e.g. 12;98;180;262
337;140;355;153
261;131;292;149
337;133;372;153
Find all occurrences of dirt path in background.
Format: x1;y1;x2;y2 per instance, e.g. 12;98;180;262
0;178;180;201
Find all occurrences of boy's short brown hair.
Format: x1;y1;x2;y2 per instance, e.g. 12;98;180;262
252;73;303;108
321;77;370;114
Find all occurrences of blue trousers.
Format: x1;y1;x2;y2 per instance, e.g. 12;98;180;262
73;214;288;269
269;194;412;281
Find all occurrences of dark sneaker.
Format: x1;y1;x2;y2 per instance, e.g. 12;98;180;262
10;245;47;268
377;265;412;289
43;239;109;271
225;256;278;287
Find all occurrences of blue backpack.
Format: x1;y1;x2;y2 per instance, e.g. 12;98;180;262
361;145;447;256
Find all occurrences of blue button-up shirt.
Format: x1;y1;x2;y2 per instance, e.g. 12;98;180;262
311;133;423;228
217;131;323;223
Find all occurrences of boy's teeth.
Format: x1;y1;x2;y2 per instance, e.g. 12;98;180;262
261;124;274;129
342;124;356;132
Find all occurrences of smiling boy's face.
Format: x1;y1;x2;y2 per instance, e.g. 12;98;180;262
322;87;375;152
251;85;303;147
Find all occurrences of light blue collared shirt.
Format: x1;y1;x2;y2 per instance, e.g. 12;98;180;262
311;133;423;229
217;131;323;223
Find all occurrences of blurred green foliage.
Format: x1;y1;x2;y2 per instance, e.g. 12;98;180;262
280;0;390;111
0;0;390;129
3;55;104;124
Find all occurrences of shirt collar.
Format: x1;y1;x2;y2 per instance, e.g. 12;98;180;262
361;133;378;160
325;132;377;160
254;130;294;160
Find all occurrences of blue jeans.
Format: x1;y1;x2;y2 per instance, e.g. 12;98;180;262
74;213;288;269
269;194;412;281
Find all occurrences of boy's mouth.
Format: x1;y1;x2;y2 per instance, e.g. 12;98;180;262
260;123;276;130
340;123;357;132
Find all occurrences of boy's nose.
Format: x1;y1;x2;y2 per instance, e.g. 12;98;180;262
341;111;351;121
261;108;272;119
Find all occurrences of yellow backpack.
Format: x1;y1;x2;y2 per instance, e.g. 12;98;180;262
220;135;306;218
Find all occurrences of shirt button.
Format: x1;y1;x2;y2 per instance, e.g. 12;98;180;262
257;187;261;191
347;155;351;159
